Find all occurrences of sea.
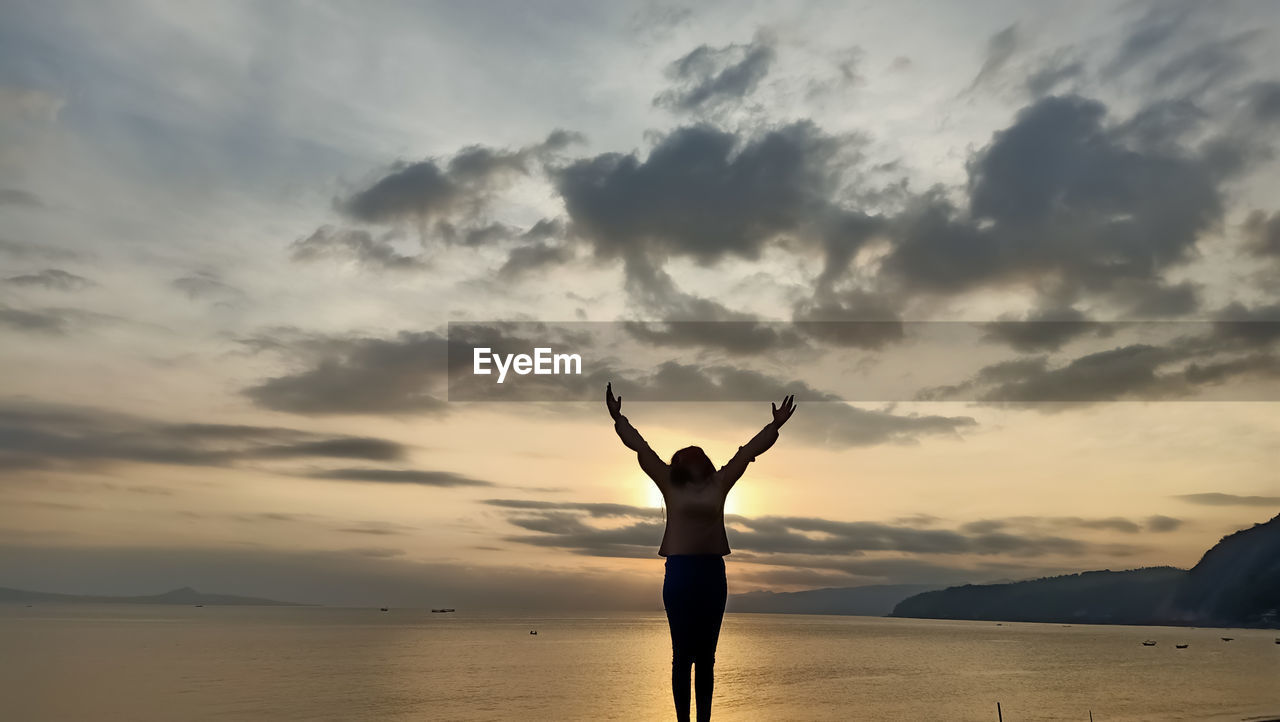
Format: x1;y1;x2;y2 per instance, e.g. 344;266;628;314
1;606;1277;721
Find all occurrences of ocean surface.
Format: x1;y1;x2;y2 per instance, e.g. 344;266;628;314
1;606;1278;721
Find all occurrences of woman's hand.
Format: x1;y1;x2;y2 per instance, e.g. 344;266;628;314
771;394;797;428
606;381;623;421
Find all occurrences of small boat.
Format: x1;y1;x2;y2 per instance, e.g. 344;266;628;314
530;630;538;635
1221;637;1234;642
431;608;456;613
1274;637;1279;645
194;604;204;608
380;607;389;612
1142;640;1157;647
1175;644;1188;649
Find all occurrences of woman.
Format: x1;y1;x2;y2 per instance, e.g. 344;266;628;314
605;382;797;722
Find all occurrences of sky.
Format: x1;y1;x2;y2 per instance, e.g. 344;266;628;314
1;0;1278;609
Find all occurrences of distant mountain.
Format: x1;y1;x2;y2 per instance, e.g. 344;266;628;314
892;513;1280;628
890;567;1185;624
0;585;303;606
1168;513;1280;626
730;584;942;616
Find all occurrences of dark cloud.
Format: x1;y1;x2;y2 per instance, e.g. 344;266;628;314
486;499;1139;566
654;36;775;113
966;23;1020;93
4;268;93;291
0;188;43;207
242;331;448;415
1212;302;1280;346
337;131;581;231
790;290;904;349
960;515;1184;535
1174;492;1280;507
554;122;871;280
622;319;807;357
290;226;426;271
0;238;76;261
0;401;410;473
921;314;1280;404
980;307;1108;352
171;272;245;305
1149;29;1262;98
885;94;1222;302
1117;279;1202;318
1025;57;1086;97
602;361;976;447
1243;210;1280;258
1145;515;1184;532
1244;80;1280;123
308;468;495;487
1101;0;1200;81
478;219;573;279
483;498;663;519
498;241;572;280
0;305;69;333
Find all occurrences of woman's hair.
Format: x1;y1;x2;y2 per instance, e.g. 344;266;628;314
670;446;715;486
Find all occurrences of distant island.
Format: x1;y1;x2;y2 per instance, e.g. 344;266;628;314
892;512;1280;629
0;585;303;606
730;583;942;616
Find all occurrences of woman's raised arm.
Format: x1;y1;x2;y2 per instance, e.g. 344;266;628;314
717;394;796;491
607;382;669;487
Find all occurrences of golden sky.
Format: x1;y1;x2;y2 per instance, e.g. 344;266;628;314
1;0;1278;608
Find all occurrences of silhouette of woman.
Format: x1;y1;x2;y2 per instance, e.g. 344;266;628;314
606;382;796;722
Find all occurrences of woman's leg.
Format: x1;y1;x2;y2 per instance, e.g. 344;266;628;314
664;557;696;722
692;557;727;722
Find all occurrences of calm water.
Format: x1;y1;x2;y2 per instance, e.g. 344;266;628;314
1;606;1278;721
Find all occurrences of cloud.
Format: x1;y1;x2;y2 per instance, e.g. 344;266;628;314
884;94;1222;302
5;268;93;291
1025;57;1086;98
1174;492;1280;507
602;360;977;447
498;241;573;280
483;500;1147;578
653;35;775;113
290;226;426;271
307;468;495;487
171;271;246;305
920;315;1280;405
980;307;1108;352
790;290;905;349
0;238;77;261
242;331;448;415
554;121;875;280
960;515;1184;535
0;305;71;333
337;130;581;232
1145;514;1183;532
0;401;410;473
0;188;43;207
622;318;808;357
966;23;1020;93
1243;210;1280;258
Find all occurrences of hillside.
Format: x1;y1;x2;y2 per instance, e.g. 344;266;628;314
1169;513;1280;626
890;567;1184;624
892;513;1280;628
0;585;302;606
